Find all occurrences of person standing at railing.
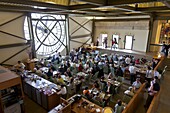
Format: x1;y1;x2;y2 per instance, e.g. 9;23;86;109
144;77;160;110
161;41;169;57
129;63;137;85
114;99;124;113
145;66;153;88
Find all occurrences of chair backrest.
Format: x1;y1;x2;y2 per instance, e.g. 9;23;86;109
53;78;58;84
92;99;101;106
66;85;72;94
42;73;48;79
103;66;109;74
72;68;78;75
93;71;99;79
49;77;54;82
99;82;105;91
87;74;93;81
115;87;119;94
89;62;94;67
117;76;123;82
122;94;132;104
54;64;60;70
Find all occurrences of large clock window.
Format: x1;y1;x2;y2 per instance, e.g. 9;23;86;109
24;13;66;57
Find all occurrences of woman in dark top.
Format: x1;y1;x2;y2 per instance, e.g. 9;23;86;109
46;68;53;78
116;66;123;77
93;80;100;89
64;68;72;77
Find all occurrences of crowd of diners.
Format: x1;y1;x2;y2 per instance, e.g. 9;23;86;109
13;47;162;113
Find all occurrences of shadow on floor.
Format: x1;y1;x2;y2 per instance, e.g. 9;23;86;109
24;96;47;113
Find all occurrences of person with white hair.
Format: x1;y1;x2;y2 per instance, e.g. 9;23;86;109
132;78;142;90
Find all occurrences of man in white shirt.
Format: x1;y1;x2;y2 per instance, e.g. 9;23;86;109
153;69;161;79
145;66;153;88
104;82;114;94
132;78;141;90
125;56;131;66
129;63;137;85
57;85;67;99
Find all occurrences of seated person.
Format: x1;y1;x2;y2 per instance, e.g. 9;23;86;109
46;68;53;78
50;64;56;71
104;82;115;94
64;68;72;77
100;76;107;90
84;62;90;70
83;87;91;99
14;61;25;72
78;63;83;72
68;78;75;90
153;69;161;79
116;66;123;77
125;56;131;66
58;64;65;75
124;87;134;97
135;59;140;64
57;85;67;99
34;67;42;75
57;74;65;85
93;80;100;89
63;64;68;73
66;60;70;68
114;99;124;113
92;93;102;102
140;58;147;64
150;76;159;87
144;78;160;110
108;73;113;79
132;78;141;90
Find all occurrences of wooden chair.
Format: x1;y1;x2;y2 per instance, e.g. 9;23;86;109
117;76;124;83
122;94;132;104
103;65;109;74
99;82;106;91
124;69;130;80
66;85;75;97
91;71;99;83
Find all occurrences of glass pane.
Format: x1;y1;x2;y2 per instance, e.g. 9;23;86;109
125;35;133;49
24;17;30;40
24;14;66;57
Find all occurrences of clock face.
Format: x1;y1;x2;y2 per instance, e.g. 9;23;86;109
24;13;66;56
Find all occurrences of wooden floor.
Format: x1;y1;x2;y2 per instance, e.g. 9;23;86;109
156;69;170;113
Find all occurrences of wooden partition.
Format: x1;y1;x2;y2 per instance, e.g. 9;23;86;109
60;98;71;113
154;56;165;71
146;88;161;113
122;83;146;113
122;56;164;113
146;57;164;113
48;98;71;113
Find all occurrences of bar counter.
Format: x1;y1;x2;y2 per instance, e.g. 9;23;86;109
23;74;61;110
